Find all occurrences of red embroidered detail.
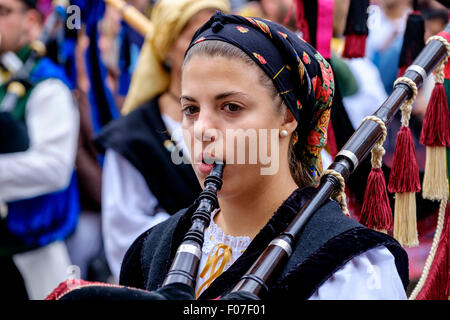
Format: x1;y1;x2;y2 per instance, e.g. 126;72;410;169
194;36;206;44
45;279;150;300
253;52;267;64
278;31;288;39
236;26;249;33
302;52;310;64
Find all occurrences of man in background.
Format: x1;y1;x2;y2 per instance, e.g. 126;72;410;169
0;0;79;299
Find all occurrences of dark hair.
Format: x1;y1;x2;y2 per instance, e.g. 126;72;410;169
20;0;37;9
422;9;448;25
184;40;314;187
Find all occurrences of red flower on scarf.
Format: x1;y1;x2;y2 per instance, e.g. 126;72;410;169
278;31;288;39
320;70;333;90
255;20;272;38
194;37;205;44
307;130;322;146
236;26;249;33
320;86;331;103
253;52;267;64
322;75;331;89
313;78;323;101
302;52;310;64
244;17;272;38
311;75;319;93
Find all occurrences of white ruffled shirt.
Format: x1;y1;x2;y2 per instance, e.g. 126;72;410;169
196;210;407;300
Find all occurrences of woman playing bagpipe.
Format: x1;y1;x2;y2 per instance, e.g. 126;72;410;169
50;11;442;300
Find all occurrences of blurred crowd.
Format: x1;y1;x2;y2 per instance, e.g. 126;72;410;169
0;0;448;300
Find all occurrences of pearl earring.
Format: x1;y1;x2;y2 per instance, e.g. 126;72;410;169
280;129;288;138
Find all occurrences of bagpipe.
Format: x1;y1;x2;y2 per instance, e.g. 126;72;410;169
45;0;450;298
104;0;153;37
0;0;69;154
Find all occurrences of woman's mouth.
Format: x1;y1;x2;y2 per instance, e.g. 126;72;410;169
196;153;223;174
198;161;215;174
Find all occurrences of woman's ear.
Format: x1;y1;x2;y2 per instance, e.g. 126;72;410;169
282;108;298;135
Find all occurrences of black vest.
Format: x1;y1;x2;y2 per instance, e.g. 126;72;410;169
119;187;409;300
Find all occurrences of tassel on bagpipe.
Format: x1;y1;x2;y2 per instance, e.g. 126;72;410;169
47;163;225;300
222;22;450;300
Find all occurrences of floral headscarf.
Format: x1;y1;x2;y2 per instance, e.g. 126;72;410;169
187;12;334;183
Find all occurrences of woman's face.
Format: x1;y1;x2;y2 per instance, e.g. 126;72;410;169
181;54;294;198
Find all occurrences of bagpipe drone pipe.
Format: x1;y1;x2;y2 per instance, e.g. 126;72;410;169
0;0;69;154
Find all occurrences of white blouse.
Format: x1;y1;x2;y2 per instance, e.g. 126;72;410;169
0;79;79;202
196;210;407;300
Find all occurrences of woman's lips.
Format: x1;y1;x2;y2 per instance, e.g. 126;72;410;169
195;152;223;174
198;162;215;174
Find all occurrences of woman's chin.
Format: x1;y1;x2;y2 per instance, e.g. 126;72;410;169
194;164;259;199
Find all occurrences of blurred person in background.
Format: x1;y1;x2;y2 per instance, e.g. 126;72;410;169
365;0;411;95
0;0;79;299
414;7;448;120
64;25;111;284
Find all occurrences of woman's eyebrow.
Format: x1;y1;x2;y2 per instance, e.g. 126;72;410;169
180;95;196;102
181;91;250;102
215;91;249;100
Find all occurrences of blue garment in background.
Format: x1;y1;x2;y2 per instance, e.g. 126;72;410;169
6;57;80;248
370;33;403;95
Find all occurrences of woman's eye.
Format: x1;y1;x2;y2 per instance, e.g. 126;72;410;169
223;103;242;113
182;106;199;116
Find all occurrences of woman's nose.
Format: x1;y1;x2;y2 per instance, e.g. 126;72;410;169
194;110;219;142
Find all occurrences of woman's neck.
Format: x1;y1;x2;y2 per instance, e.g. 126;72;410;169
214;172;299;239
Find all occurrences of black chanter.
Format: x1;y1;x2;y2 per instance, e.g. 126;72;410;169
222;22;450;300
0;0;68;154
157;162;225;297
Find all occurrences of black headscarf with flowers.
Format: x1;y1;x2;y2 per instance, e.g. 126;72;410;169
186;11;334;183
